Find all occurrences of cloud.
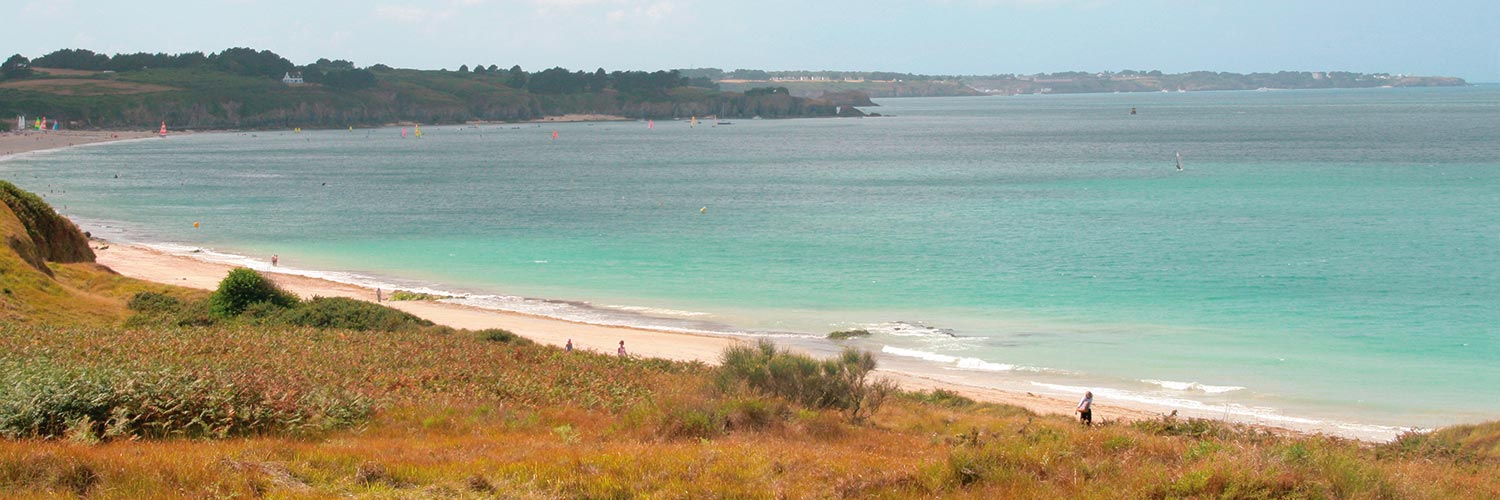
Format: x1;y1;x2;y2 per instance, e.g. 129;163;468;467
374;5;432;22
930;0;1113;7
531;0;683;19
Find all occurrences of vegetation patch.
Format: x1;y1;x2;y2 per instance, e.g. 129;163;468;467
387;290;449;301
0;360;370;440
826;328;872;340
715;340;895;422
208;268;298;317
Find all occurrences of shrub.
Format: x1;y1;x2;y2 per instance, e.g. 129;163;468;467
208;268;299;317
124;292;215;328
477;328;532;345
903;388;977;408
388;290;449;301
274;296;433;331
715;340;895;422
827;329;872;340
125;291;182;313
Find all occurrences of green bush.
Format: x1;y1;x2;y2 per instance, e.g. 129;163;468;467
273;296;433;331
126;291;182;313
477;328;532;345
208;268;299;317
388;290;449;301
827;329;872;340
902;389;977;408
715;340;895;422
124;291;216;327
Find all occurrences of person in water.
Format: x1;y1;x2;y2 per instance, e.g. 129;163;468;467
1076;391;1094;426
271;254;278;266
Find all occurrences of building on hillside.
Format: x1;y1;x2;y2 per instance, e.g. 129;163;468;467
282;71;304;85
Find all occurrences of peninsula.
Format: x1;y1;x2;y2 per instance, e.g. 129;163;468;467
0;48;847;131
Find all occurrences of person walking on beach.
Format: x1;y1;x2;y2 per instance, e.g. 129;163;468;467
376;288;382;302
271;254;279;266
565;339;573;352
1077;391;1094;426
617;340;627;357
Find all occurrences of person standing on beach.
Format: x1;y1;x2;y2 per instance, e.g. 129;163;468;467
1077;391;1094;426
376;288;382;302
271;254;279;266
617;340;627;357
565;339;573;352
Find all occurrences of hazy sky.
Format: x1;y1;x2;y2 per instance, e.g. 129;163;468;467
10;0;1499;81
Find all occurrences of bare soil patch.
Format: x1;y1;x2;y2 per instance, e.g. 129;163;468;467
0;78;178;95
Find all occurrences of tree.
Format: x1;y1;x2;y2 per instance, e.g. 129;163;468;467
1;54;32;80
458;64;469;73
211;47;294;79
505;65;528;88
472;63;487;74
32;48;109;70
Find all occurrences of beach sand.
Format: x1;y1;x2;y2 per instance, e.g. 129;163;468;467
93;242;1154;426
0;130;159;159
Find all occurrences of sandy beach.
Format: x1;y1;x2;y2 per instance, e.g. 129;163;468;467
93;242;1154;426
0;130;159;159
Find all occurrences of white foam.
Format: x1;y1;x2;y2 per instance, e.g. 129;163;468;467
882;345;1046;373
863;321;956;338
1141;379;1247;394
1027;381;1415;440
606;305;713;318
882;345;960;363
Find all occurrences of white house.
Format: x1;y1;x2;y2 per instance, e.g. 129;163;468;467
282;71;304;85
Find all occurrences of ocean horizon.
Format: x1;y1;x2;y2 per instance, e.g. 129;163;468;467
6;86;1497;440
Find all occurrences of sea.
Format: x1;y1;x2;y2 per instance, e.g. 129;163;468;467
5;85;1497;440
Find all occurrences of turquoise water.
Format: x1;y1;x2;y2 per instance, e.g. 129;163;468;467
6;86;1497;438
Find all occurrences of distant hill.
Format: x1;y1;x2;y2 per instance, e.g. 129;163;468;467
0;48;845;130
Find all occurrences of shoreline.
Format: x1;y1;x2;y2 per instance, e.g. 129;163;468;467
94;241;1377;441
0;129;160;161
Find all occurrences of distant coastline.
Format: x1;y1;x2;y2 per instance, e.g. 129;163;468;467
691;68;1467;99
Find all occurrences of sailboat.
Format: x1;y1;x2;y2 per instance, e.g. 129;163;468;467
1175;151;1183;171
414;124;423;138
17;115;24;131
158;121;167;138
648;119;654;130
690;116;698;128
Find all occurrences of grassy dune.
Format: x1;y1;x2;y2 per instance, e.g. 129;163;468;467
1;181;1498;498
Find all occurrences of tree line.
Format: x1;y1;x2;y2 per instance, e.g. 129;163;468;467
9;48;720;96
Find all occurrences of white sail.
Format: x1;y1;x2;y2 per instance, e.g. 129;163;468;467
1176;152;1183;171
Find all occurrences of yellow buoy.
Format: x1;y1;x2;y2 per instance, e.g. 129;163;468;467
699;207;707;214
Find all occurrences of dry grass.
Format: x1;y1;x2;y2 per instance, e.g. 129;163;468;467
0;78;178;95
3;311;1498;498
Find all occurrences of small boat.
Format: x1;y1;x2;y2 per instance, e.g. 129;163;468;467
158;121;167;138
1175;151;1184;171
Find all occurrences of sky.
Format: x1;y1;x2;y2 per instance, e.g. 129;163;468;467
8;0;1499;81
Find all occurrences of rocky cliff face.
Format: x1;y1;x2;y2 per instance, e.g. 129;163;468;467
0;181;94;276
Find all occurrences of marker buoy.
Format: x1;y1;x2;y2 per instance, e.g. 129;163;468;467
193;221;200;228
